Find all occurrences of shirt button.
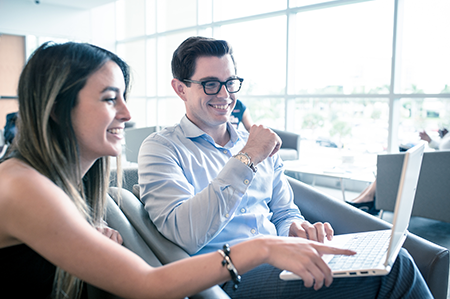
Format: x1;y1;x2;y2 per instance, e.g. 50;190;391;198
240;208;246;213
225;213;230;218
251;228;256;234
243;179;249;185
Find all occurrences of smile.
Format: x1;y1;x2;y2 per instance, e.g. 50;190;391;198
107;128;123;134
210;104;230;110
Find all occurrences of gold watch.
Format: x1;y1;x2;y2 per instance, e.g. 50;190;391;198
233;152;257;173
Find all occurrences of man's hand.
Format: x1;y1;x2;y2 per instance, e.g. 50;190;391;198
289;220;334;243
97;226;124;245
240;125;282;165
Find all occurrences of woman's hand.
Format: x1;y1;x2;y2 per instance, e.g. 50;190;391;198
262;236;355;290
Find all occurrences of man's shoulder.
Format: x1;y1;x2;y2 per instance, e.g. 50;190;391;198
147;124;181;143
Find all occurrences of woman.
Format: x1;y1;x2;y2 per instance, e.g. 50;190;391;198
0;42;354;299
230;99;253;132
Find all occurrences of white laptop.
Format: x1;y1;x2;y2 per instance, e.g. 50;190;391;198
280;142;425;280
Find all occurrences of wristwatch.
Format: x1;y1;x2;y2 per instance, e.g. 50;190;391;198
233;152;257;173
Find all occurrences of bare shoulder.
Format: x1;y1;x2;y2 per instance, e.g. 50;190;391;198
0;158;68;246
0;158;60;204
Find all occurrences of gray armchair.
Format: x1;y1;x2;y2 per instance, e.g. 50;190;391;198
271;128;301;161
377;150;450;223
124;126;160;163
108;168;449;299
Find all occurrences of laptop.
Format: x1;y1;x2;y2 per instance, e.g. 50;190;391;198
280;142;425;280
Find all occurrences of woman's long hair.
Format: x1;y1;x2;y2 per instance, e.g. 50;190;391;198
8;42;129;298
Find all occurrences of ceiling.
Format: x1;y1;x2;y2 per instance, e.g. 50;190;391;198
20;0;117;10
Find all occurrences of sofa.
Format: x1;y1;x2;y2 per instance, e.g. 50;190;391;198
104;167;449;299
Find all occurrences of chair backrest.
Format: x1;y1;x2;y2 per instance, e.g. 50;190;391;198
124;126;159;163
85;194;164;299
108;187;231;299
376;150;450;223
271;128;301;160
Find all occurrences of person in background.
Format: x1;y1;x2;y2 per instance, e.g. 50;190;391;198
230;99;253;132
348;127;450;213
0;112;18;158
419;127;450;150
138;36;432;298
0;41;359;299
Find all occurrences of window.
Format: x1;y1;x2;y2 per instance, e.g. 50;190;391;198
116;0;450;167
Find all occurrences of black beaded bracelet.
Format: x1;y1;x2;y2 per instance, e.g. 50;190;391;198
218;244;241;290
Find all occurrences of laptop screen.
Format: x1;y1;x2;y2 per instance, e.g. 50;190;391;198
386;142;425;265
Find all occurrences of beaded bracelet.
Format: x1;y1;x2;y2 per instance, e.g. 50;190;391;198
218;244;241;290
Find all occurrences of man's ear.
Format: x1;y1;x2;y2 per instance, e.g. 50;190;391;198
171;78;188;102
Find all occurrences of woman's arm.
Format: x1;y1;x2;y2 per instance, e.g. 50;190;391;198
241;109;254;132
0;160;354;298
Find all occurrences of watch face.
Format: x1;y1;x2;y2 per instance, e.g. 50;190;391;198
236;154;249;165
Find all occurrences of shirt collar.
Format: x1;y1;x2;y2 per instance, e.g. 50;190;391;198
179;115;241;146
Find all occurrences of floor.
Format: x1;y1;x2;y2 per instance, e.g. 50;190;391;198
312;184;450;299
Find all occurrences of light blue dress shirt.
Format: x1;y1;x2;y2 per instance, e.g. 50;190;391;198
138;115;304;255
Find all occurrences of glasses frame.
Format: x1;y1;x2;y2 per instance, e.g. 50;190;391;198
183;77;244;95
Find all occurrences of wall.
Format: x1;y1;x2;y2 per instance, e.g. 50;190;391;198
0;0;92;41
0;0;116;50
0;0;117;128
0;34;23;128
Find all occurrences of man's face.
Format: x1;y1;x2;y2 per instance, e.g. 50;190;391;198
183;54;237;133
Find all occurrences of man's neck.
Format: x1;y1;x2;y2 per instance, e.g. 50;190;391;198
184;115;231;147
205;124;230;147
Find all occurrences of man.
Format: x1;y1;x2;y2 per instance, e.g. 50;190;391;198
138;36;431;298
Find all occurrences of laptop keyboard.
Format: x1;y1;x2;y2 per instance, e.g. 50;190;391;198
328;230;391;271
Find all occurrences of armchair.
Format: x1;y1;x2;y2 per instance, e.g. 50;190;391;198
108;168;449;299
376;150;450;223
271;128;301;161
124;126;160;163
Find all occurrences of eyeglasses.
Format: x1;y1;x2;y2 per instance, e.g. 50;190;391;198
183;77;244;95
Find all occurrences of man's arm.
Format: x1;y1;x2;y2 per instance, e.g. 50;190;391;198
138;133;253;255
268;155;334;243
266;156;304;236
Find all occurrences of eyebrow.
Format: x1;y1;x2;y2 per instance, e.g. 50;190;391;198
101;86;120;93
198;76;238;81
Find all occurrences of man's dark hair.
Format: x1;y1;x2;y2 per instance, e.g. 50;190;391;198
171;36;236;83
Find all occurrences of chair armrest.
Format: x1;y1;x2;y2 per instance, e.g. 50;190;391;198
287;177;449;299
108;187;231;299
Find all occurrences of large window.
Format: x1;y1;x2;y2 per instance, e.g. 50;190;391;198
116;0;450;165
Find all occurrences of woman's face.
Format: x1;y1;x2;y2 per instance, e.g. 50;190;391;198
71;60;131;172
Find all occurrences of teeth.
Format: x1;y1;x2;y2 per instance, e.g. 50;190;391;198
212;104;228;110
108;128;123;134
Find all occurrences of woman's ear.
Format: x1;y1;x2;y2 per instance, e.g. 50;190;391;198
171;78;188;102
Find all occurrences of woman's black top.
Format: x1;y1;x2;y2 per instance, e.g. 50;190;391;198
0;243;55;298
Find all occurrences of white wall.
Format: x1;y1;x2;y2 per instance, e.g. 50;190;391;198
0;0;116;51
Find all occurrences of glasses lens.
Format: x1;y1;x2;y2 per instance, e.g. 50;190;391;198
202;79;242;95
204;81;220;94
226;79;242;93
